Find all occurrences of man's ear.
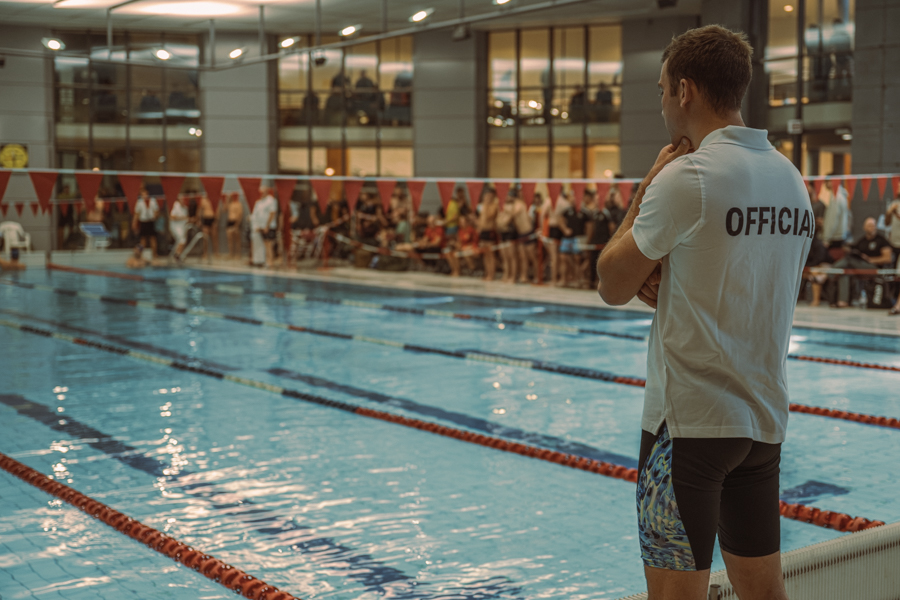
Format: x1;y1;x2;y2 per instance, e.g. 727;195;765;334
679;78;691;108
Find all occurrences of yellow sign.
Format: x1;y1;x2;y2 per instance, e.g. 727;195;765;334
0;144;29;168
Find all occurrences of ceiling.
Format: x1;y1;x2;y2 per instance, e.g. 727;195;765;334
0;0;702;35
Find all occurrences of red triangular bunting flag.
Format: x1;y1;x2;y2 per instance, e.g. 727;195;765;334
376;180;396;214
813;178;824;198
618;181;635;206
118;174;143;214
437;181;456;213
860;177;872;201
407;180;427;215
344;179;363;215
160;175;185;210
0;204;7;217
546;182;562;209
75;172;103;215
830;178;841;195
311;179;333;215
520;182;536;208
29;171;57;214
494;181;510;210
844;176;857;204
14;203;24;216
30;203;39;216
0;170;11;204
275;178;296;214
570;182;586;211
104;200;112;213
876;176;888;198
200;176;226;212
466;181;484;210
892;176;900;199
60;203;69;217
238;177;262;212
596;182;611;206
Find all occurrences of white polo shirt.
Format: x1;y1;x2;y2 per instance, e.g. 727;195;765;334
135;197;159;223
631;126;812;443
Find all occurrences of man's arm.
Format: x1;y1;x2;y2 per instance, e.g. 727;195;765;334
886;202;898;226
597;139;691;305
866;244;894;266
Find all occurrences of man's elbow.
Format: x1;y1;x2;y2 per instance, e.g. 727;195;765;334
597;282;631;306
596;258;631;305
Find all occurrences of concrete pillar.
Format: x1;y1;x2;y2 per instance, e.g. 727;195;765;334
620;16;698;178
412;29;487;213
701;0;769;131
200;31;276;176
850;0;900;237
0;26;55;251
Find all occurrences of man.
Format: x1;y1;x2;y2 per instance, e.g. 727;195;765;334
828;217;893;308
250;187;277;267
822;176;851;255
132;187;159;257
477;187;499;281
225;192;244;260
596;25;812;600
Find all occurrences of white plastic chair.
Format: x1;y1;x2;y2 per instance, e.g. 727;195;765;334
0;221;31;259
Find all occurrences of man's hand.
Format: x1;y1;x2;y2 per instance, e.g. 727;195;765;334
647;138;692;183
637;262;662;309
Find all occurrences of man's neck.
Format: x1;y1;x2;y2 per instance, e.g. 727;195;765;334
687;111;745;149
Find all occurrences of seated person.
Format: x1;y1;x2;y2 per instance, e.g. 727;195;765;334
447;214;479;277
0;248;26;271
829;217;893;307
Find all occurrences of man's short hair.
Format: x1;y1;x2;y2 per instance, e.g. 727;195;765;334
662;25;753;116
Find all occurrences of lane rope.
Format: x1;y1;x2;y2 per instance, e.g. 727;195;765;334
6;280;900;431
0;452;299;600
0;315;887;533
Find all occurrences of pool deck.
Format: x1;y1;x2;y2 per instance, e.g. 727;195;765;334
191;259;900;338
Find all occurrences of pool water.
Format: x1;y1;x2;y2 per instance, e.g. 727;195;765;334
1;267;899;600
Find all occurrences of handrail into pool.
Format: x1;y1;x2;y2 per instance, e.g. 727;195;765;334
616;519;900;600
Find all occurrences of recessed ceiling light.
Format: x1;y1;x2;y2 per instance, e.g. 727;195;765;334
281;37;297;48
493;0;511;4
340;24;360;37
229;47;243;59
155;48;171;60
409;8;433;23
42;38;66;51
134;1;242;17
784;5;794;11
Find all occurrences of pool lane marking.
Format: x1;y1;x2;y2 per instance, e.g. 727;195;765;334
7;283;900;432
0;451;301;600
40;262;646;341
0;327;883;538
9;277;898;375
0;316;645;486
0;395;489;599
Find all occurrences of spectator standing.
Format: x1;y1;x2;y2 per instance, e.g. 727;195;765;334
829;217;893;307
198;193;216;259
808;182;826;241
250;187;278;267
497;200;518;283
512;192;537;283
822;179;851;255
225;192;244;260
132;188;159;257
884;195;900;265
546;192;572;286
477;188;500;281
169;194;189;258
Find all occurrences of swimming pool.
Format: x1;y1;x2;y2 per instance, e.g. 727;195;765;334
1;266;899;599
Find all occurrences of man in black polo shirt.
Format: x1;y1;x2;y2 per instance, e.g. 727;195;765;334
830;217;893;307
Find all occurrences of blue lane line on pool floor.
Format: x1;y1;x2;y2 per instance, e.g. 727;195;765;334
0;394;523;600
0;305;636;470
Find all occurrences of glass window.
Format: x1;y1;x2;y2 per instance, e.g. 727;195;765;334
488;144;515;179
347;147;377;177
380;147;413;178
553;27;585;89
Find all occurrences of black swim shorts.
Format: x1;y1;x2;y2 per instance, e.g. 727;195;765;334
636;423;781;571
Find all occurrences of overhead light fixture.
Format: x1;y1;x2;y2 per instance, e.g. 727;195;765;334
784;4;794;11
409;8;433;23
229;47;244;59
134;1;242;17
493;0;512;4
280;36;298;48
155;48;171;60
340;24;361;37
42;38;66;51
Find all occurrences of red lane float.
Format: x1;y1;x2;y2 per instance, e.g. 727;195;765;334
789;353;900;373
779;500;884;532
789;403;900;430
47;263;146;281
354;406;640;483
0;452;300;600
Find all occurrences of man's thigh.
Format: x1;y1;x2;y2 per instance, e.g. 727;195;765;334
637;427;780;573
